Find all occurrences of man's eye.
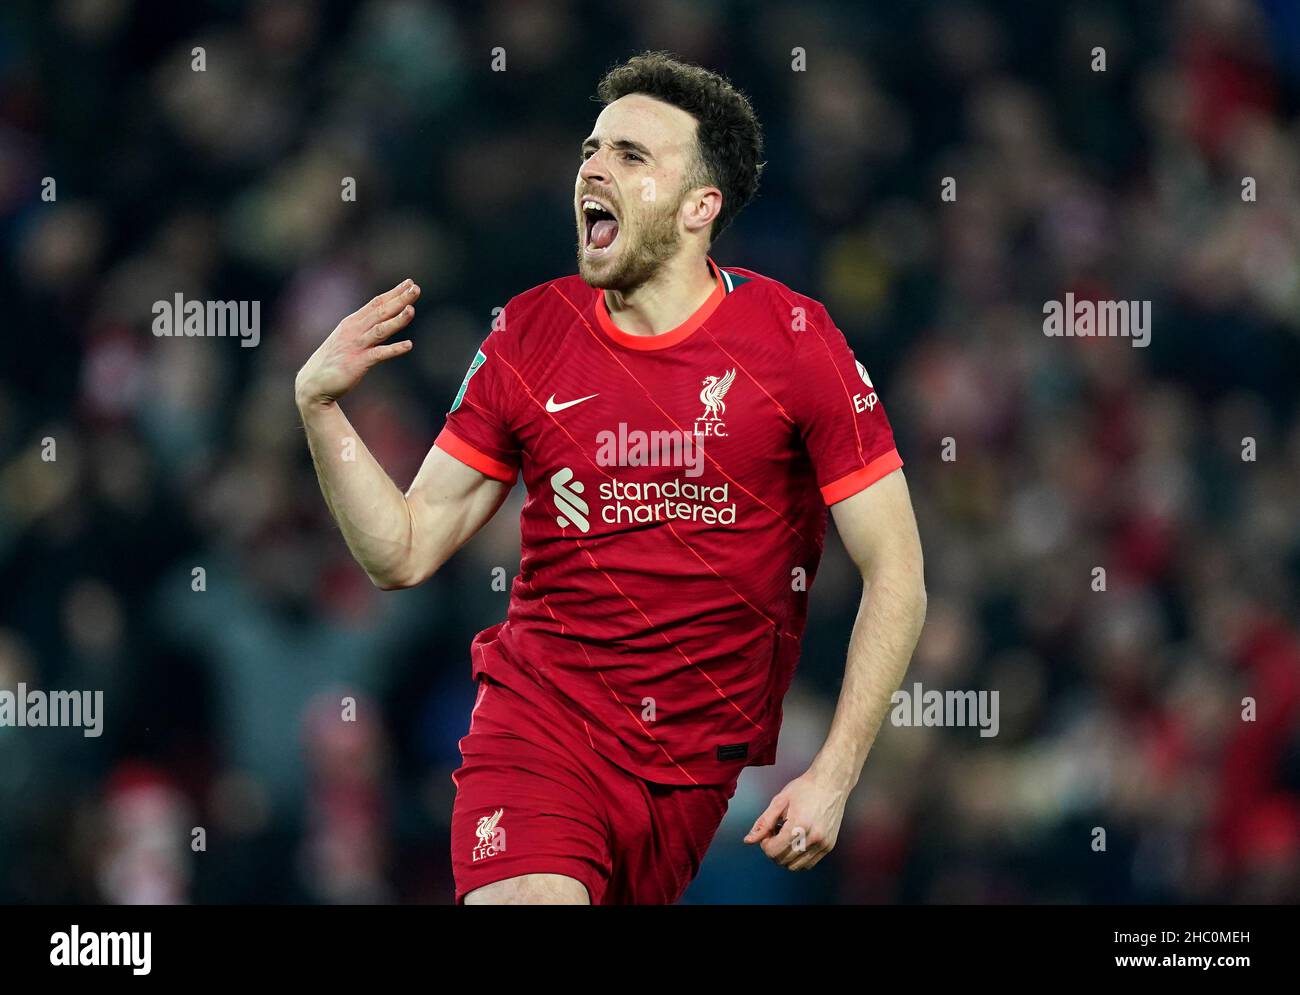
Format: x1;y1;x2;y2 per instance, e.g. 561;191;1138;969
623;152;643;162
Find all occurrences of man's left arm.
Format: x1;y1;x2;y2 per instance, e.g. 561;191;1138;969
744;467;926;870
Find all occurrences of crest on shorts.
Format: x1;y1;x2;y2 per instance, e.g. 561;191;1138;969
472;808;507;862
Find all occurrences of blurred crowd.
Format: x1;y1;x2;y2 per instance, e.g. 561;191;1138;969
1;0;1299;904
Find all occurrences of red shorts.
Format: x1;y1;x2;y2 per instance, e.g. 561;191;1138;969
450;671;738;905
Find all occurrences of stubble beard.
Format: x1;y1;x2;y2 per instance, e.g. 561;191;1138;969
578;198;682;293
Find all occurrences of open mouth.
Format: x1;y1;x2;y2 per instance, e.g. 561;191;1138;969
582;198;620;256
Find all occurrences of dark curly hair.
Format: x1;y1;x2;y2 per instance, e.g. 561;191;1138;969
595;52;764;242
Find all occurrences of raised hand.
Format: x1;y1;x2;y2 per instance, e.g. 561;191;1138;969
294;278;421;408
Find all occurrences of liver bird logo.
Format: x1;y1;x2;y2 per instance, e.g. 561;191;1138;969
699;368;737;421
475;808;504;846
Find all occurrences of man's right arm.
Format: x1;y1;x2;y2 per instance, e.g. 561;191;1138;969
295;279;512;590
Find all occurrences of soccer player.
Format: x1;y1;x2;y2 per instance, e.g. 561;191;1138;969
294;53;927;904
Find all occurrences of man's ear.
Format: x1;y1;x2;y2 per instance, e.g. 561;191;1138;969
682;187;723;236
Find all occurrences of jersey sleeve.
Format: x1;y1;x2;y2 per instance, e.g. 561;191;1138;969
789;307;903;505
434;327;521;484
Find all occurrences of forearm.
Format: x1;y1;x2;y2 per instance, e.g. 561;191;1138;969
810;563;926;791
298;396;416;587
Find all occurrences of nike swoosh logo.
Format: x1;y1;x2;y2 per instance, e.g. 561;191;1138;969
545;393;599;413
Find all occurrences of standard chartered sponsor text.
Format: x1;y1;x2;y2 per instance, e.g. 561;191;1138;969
599;477;736;525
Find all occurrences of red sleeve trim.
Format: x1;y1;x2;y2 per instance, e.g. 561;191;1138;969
820;448;903;505
434;427;518;484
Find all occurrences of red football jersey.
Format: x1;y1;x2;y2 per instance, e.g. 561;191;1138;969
435;258;902;785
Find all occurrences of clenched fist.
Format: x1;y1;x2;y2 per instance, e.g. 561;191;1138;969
294;278;421;409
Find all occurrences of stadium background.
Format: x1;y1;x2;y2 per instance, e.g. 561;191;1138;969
2;0;1299;904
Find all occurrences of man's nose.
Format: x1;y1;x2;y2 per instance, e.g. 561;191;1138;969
579;150;608;185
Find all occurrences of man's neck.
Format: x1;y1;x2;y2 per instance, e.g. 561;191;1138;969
603;253;716;337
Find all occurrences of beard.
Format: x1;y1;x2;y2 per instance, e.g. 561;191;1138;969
577;196;682;292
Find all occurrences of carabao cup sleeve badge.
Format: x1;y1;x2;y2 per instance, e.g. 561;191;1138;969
450;348;488;413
